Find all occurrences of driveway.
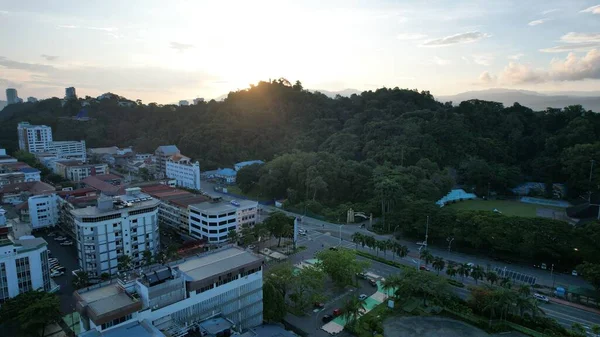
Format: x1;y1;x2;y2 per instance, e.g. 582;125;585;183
384;316;490;337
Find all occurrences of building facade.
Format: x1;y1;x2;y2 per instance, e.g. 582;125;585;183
5;88;19;105
0;212;52;303
28;194;59;229
65;87;77;100
17;122;53;153
55;161;109;182
19;167;41;182
71;188;160;276
75;246;263;336
188;199;258;243
165;155;201;191
48;140;87;161
154;145;180;179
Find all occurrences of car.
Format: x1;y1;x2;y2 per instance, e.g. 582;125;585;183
48;258;58;262
329;247;338;251
358;294;368;301
533;293;550;303
50;271;64;277
48;232;56;237
419;266;430;271
322;314;333;323
332;308;342;317
314;302;325;309
60;241;73;246
55;237;67;241
49;260;59;266
247;245;256;250
356;272;367;279
52;266;66;273
369;279;378;287
300;232;307;236
572;270;578;276
466;262;475;269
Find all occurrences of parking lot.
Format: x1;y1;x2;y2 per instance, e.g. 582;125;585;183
37;228;80;314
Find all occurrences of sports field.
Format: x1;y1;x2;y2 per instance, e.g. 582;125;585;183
446;199;565;218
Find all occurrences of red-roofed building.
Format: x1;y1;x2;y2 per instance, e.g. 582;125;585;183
81;176;125;196
0;181;56;205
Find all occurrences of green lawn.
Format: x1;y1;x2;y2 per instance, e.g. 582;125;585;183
446;199;563;218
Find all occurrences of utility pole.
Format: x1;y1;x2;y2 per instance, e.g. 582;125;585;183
417;216;429;271
447;237;454;253
551;264;556;288
589;159;595;203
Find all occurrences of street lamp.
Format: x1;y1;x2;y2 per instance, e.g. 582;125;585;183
338;224;344;246
446;237;454;253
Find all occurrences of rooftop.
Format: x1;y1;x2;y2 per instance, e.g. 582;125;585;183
87;146;119;155
76;282;141;319
217;168;236;176
18;167;40;173
70;194;159;217
0;181;55;195
199;317;234;335
156;145;180;155
81;176;124;196
189;200;237;213
12;236;47;252
79;320;165;337
175;246;262;283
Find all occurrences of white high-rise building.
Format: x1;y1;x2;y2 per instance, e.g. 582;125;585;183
28;194;59;230
47;140;87;161
188;199;258;243
70;188;160;277
17;122;53;153
165;154;201;191
65;87;77;100
74;246;263;336
0;208;54;303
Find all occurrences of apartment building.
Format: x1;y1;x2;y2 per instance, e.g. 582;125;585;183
0;208;54;303
47;140;87;161
0;149;17;164
188;199;258;243
0;171;25;186
55;161;109;182
166;154;201;191
154;145;180;178
28;194;59;229
70;188;160;276
17;122;53;153
75;246;263;337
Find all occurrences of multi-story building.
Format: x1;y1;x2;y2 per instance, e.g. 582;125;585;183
65;87;77;100
0;181;56;205
5;88;19;105
28;194;59;229
0;208;54;303
71;188;160;276
188;199;258;243
47;140;87;161
166;154;201;191
19;167;41;182
0;149;17;164
17;122;53;153
74;246;263;336
0;171;25;186
27;97;38;103
154;145;180;178
55;161;109;182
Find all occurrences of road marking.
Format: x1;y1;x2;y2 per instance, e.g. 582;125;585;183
543;307;600;326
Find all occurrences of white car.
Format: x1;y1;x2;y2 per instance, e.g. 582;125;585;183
48;258;58;263
55;237;67;241
358;294;368;301
50;271;64;277
572;270;578;276
48;232;57;237
60;241;73;246
533;293;549;303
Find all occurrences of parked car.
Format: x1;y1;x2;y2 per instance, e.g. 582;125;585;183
50;271;64;277
358;294;368;301
466;262;475;270
314;302;325;309
572;270;578;276
48;232;56;237
48;258;58;262
52;266;66;273
54;237;67;241
60;241;73;246
49;261;59;267
419;266;430;271
247;245;256;250
356;272;367;279
322;314;333;323
533;293;550;303
368;279;377;287
332;308;342;317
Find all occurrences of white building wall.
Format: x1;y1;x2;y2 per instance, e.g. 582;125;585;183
237;203;259;228
17;123;53;153
188;205;237;243
48;140;87;161
166;161;201;191
28;194;59;229
0;239;50;301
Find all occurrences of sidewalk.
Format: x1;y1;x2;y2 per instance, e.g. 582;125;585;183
549;297;600;315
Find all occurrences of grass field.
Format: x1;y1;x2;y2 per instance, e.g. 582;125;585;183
446;199;564;218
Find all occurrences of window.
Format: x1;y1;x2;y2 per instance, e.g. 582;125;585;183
227;218;235;224
219;220;227;226
16;257;32;293
209;229;217;234
191;216;200;222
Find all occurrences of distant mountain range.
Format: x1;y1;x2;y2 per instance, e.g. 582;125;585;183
312;89;362;98
437;88;600;112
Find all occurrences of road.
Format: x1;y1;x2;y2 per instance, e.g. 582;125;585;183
290;226;600;330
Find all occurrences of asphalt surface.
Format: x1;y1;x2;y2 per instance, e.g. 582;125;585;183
292;227;600;331
38;229;79;315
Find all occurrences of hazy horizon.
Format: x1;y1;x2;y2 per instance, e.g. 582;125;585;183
2;0;600;103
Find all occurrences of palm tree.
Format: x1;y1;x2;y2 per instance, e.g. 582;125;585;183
342;297;366;328
72;271;89;290
486;271;499;285
394;244;409;260
592;325;600;335
518;284;531;298
432;256;445;275
420;249;433;266
456;263;470;281
446;267;457;279
382;239;393;258
351;233;363;250
382;275;400;299
228;229;239;244
471;265;486;284
257;226;270;250
500;277;512;289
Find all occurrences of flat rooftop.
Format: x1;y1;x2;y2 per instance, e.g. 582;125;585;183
79;319;165;337
176;247;262;282
199;317;234;335
78;284;138;317
190;199;257;213
70;197;160;217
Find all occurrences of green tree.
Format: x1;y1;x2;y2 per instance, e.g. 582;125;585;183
72;271;90;290
432;256;445;275
288;265;326;310
263;280;286;322
577;262;600;292
342;297;366;329
117;255;132;272
351;232;364;250
316;248;369;288
0;290;62;337
420;249;433;266
457;263;470;281
446;267;457;279
138;167;151;181
471;265;486;284
486;271;499;285
142;249;153;266
236;164;262;193
228;229;240;244
265;263;295;298
264;212;294;246
100;272;111;281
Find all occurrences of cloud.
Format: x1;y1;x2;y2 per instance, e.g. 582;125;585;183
497;49;600;84
40;54;58;61
170;42;194;52
396;33;427;40
0;56;55;72
528;19;549;26
0;10;8;15
472;55;494;66
479;71;497;84
0;77;20;89
422;31;490;47
581;5;600;14
58;25;77;29
540;32;600;53
508;53;524;60
86;27;118;32
542;9;558;15
432;56;451;65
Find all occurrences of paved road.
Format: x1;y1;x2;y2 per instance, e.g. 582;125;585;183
292;228;600;330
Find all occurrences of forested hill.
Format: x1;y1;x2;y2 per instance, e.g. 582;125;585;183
1;79;600;201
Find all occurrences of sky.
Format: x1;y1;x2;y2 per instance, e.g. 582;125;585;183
1;0;600;103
